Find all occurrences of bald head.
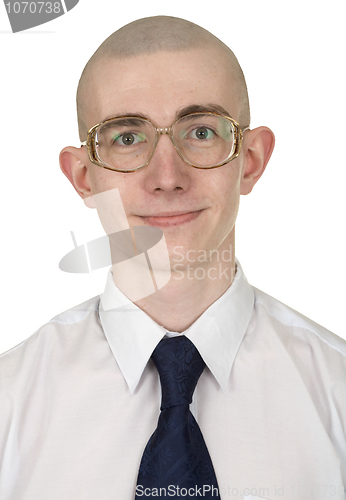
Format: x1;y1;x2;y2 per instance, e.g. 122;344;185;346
77;16;250;139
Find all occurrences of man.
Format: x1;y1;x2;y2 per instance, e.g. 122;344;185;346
0;15;345;500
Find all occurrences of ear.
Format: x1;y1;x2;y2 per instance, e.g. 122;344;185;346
59;146;94;200
240;126;275;195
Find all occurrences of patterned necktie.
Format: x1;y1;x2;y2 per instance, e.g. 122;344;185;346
135;335;221;499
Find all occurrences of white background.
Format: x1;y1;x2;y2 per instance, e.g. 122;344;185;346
0;0;345;354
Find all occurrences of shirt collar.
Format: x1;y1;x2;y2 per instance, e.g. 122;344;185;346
98;259;254;394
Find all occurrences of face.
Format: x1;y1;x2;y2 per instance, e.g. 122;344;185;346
81;48;245;269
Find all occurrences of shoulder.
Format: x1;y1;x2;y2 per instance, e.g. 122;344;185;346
252;285;346;361
50;294;100;326
249;287;346;456
0;295;101;381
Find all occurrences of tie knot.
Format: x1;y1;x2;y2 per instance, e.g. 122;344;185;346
151;336;205;410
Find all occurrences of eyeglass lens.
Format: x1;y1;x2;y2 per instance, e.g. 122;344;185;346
95;114;236;170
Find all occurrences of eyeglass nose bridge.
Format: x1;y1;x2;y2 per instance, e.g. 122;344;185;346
153;124;178;149
157;126;172;136
152;124;183;158
143;123;187;169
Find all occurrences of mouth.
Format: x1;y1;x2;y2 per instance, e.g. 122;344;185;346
138;209;204;228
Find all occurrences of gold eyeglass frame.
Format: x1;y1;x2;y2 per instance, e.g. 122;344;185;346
80;112;249;173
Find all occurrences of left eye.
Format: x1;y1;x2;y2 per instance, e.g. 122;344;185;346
189;127;215;140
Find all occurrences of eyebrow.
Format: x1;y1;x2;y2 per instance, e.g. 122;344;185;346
101;104;232;125
100;117;146;131
175;104;232;119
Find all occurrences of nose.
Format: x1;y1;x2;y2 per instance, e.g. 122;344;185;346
143;131;192;194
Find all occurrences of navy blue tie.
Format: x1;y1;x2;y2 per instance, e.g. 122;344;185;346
135;336;221;499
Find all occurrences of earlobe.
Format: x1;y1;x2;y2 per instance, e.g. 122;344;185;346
240;127;275;195
59;146;93;200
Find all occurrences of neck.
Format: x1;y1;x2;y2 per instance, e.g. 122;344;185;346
110;230;236;332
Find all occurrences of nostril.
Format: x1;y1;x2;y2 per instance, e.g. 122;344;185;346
154;186;183;192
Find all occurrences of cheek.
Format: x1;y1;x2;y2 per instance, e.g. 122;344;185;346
88;164;120;194
213;163;242;212
88;164;135;207
87;166;138;233
210;168;242;241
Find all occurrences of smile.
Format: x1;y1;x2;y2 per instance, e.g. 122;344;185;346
139;210;204;228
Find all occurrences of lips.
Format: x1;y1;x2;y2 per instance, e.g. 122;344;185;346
139;209;204;228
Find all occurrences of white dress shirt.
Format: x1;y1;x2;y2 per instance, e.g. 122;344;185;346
0;261;345;500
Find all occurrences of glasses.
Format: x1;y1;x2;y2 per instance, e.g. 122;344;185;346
81;112;249;173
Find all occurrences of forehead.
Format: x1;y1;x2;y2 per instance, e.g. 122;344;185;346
84;48;241;128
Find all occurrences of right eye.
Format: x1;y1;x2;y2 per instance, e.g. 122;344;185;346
111;131;147;146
